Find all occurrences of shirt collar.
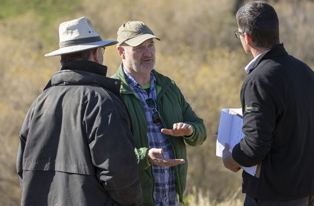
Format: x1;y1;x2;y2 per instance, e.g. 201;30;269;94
123;67;140;89
244;50;269;73
245;53;261;73
122;66;156;90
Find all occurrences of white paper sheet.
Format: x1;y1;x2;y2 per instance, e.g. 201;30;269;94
216;108;257;176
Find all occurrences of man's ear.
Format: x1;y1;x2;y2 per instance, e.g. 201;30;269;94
92;47;101;63
117;46;125;59
244;32;252;46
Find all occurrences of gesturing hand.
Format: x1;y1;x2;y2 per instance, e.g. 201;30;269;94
148;148;185;167
161;122;193;137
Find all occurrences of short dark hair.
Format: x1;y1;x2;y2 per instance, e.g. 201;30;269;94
236;1;279;48
60;49;96;66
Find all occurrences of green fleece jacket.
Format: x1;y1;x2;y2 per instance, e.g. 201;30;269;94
112;65;207;205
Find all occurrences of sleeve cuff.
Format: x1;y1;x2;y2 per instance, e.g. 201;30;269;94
183;124;195;140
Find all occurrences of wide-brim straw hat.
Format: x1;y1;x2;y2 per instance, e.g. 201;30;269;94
45;16;117;57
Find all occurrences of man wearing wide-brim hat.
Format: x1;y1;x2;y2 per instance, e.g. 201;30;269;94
17;16;143;206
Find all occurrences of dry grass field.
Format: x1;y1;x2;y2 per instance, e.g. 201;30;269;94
1;0;314;205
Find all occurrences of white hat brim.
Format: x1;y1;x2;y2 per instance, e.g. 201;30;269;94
45;40;118;57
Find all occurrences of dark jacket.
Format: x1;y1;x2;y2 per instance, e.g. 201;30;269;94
17;61;143;206
112;65;207;205
232;44;314;200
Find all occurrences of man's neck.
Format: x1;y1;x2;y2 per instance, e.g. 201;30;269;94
134;75;151;85
250;44;273;58
251;48;268;58
124;67;151;85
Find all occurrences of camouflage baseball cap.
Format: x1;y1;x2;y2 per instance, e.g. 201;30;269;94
117;21;160;46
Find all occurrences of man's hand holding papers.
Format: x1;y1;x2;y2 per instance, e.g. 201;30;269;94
222;143;241;172
216;108;258;176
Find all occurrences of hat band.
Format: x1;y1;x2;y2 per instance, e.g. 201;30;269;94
59;36;102;48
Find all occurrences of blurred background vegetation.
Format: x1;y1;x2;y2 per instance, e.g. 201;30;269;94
1;0;314;205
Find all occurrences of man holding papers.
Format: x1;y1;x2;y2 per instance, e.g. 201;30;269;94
222;1;314;206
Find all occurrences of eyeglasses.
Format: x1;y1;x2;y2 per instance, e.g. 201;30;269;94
145;98;161;125
234;30;244;39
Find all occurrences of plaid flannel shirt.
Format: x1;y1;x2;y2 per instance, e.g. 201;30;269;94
123;68;178;206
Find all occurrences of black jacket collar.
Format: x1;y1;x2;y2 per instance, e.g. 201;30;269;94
249;44;288;74
60;60;108;76
43;61;122;98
